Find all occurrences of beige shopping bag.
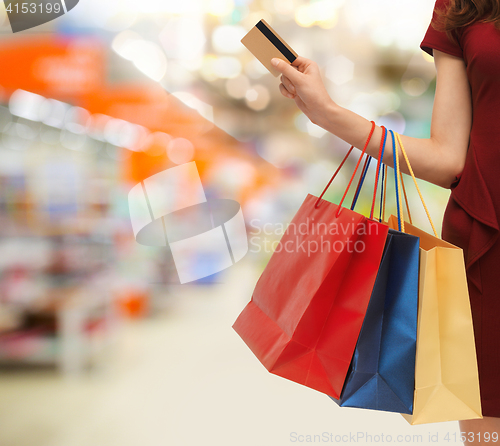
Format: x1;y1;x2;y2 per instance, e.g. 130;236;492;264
388;216;482;424
387;132;482;425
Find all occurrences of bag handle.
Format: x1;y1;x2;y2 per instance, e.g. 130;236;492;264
370;126;387;220
350;126;387;215
350;154;371;211
378;159;413;224
394;132;438;237
390;130;404;232
390;130;413;228
314;145;354;208
380;164;388;222
399;170;413;225
315;121;376;215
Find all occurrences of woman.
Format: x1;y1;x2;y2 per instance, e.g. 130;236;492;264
271;0;500;444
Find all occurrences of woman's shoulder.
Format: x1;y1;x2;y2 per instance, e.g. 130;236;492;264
421;0;464;59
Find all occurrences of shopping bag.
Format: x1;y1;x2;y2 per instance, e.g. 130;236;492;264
334;128;419;414
336;228;419;413
389;132;482;424
233;122;389;398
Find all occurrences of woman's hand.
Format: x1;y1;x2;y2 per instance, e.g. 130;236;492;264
271;51;470;188
271;56;336;128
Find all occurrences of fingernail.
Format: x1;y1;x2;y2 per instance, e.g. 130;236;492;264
271;58;279;67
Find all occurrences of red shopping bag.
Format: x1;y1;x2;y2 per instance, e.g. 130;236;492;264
233;123;389;398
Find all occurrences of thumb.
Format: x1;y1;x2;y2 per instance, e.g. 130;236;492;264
271;58;302;83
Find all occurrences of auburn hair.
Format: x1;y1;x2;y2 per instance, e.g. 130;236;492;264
434;0;500;38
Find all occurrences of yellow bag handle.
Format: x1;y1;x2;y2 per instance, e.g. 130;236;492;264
393;130;405;232
400;170;413;225
395;132;438;237
382;165;388;223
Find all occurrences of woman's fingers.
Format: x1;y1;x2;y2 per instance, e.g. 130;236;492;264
273;55;334;127
291;56;309;71
279;83;295;99
280;74;296;94
271;58;303;84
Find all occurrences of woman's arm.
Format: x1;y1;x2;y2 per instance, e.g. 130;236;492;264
272;50;471;189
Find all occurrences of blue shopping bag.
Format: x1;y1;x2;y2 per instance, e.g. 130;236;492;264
335;227;419;413
331;129;419;414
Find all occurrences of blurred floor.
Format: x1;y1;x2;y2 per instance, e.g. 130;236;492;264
0;260;460;446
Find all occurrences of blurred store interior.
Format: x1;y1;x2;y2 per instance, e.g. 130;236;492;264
0;1;457;445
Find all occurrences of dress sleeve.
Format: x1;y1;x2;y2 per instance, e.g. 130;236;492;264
420;0;463;58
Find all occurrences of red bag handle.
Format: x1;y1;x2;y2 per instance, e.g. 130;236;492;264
350;126;387;217
350;154;370;208
315;121;376;217
370;126;386;219
314;145;354;209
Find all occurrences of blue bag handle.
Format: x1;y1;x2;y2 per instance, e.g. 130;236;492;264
389;130;403;231
350;155;372;210
375;128;388;222
379;164;386;223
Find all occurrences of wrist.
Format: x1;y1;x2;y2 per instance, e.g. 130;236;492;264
312;99;341;131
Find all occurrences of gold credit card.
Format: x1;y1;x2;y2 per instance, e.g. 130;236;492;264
241;19;298;77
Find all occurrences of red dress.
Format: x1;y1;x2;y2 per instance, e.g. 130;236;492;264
421;0;500;418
